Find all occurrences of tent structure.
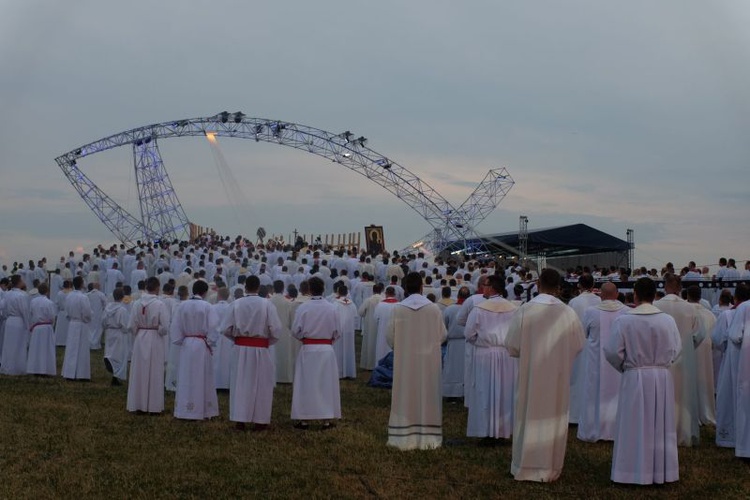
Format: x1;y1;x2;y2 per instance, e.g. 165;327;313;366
448;223;632;270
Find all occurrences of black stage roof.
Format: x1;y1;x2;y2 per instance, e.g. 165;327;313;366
453;223;630;257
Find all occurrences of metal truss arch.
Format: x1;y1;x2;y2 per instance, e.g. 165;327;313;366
55;112;514;250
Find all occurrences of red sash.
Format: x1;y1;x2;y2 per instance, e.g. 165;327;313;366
302;338;333;345
185;334;212;354
30;321;53;332
235;337;269;348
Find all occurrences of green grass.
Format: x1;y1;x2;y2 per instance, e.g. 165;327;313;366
0;345;749;499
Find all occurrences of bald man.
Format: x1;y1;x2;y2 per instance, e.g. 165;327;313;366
577;282;628;442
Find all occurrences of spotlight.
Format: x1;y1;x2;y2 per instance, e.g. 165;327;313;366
234;112;245;123
342;153;351;158
375;158;391;169
219;111;229;123
356;136;367;147
341;131;353;143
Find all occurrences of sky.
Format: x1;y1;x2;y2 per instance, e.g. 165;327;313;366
1;0;748;270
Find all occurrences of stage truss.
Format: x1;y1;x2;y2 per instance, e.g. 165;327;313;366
55;111;514;253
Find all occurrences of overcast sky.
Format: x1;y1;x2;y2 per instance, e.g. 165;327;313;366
1;0;748;270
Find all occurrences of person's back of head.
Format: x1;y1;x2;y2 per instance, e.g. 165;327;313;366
245;275;260;293
735;283;750;304
217;287;229;301
486;275;504;295
663;272;681;294
538;269;561;295
113;288;124;302
385;286;396;297
441;286;452;299
273;280;285;294
373;283;384;295
72;276;84;290
308;277;325;296
578;273;594;291
403;272;422;296
338;285;348;297
457;286;471;302
634;277;657;304
145;276;160;294
686;285;702;303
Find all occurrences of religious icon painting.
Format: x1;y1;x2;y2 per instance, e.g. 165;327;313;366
365;225;385;256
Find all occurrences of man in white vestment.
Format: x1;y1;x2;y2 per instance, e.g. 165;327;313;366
373;287;399;363
269;281;297;384
127;277;171;414
130;261;148;291
0;275;31;375
686;285;716;425
27;283;57;376
386;272;447;450
103;288;129;385
567;273;602;425
730;287;750;458
332;285;357;379
442;287;471;399
170;280;220;420
464;276;518;441
54;281;72;347
357;283;383;370
577;282;627;442
104;263;125;298
61;276;93;381
211;288;232;391
221;275;282;430
87;283;107;350
654;273;703;447
506;268;584;482
604;277;681;485
290;277;341;429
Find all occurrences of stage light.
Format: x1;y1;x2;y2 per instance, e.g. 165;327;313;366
220;111;229;123
342;153;351;158
234;112;245;123
356;136;367;147
341;131;353;143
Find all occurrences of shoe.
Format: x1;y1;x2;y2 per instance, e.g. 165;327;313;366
235;422;247;432
111;377;122;386
293;421;309;430
321;421;336;431
252;424;269;432
104;358;114;374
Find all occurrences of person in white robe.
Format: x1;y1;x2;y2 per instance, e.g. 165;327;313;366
170;280;220;420
442;287;471;398
604;277;681;485
54;282;72;347
27;283;57;376
220;275;282;430
386;272;447;450
332;285;357;379
104;263;125;298
290;277;341;429
165;286;188;392
457;276;489;409
211;288;232;390
654;273;703;447
269;281;297;384
357;283;383;370
577;282;627;442
127;277;171;414
730;289;750;458
103;288;129;385
61;277;93;380
373;287;399;363
712;284;749;447
567;273;602;425
87;283;107;350
0;276;31;375
505;268;584;482
464;276;518;440
686;285;716;425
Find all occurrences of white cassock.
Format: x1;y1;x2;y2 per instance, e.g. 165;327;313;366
387;294;447;450
604;304;681;485
577;300;627;442
220;294;282;424
0;288;31;375
87;289;107;350
127;294;170;413
170;297;219;420
693;304;716;425
712;309;739;447
442;302;466;398
333;296;357;379
290;297;341;421
54;290;71;347
457;294;485;409
568;291;602;424
165;299;184;392
103;301;129;381
464;296;518;439
730;301;750;458
373;299;399;362
505;294;584;482
358;293;382;370
27;294;57;376
104;268;124;297
211;300;232;390
61;290;93;380
269;294;297;384
655;294;703;447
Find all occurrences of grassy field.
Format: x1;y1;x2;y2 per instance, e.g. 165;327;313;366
1;346;749;499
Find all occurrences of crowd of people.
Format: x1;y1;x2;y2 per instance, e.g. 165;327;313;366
0;232;748;485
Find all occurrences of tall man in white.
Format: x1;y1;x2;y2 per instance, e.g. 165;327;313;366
506;268;584;482
62;276;93;381
386;272;447;450
605;277;681;485
358;282;384;370
103;288;129;385
567;273;601;425
654;273;703;447
290;277;341;430
27;283;57;376
220;275;282;431
464;275;518;441
170;280;220;420
577;282;627;442
0;275;31;375
730;284;750;458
